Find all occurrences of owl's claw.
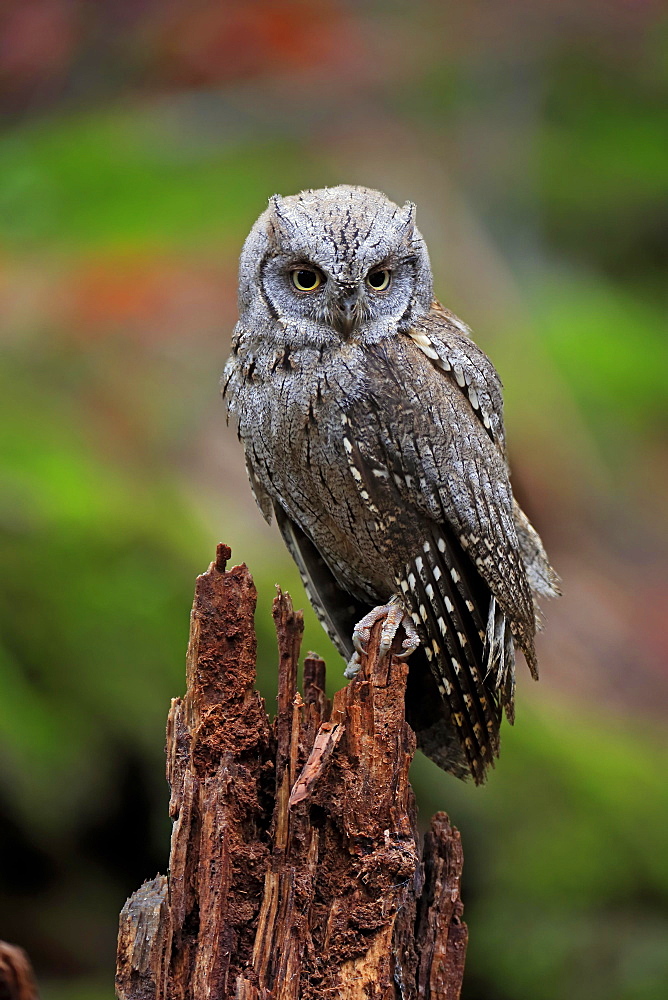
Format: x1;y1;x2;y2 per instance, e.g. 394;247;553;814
350;598;420;664
352;633;367;656
344;651;362;679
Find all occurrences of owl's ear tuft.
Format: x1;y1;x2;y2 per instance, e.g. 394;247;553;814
398;201;417;242
400;201;415;240
267;193;293;246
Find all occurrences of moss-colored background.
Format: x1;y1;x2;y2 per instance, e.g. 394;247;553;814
1;2;666;998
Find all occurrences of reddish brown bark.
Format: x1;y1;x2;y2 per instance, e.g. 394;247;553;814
116;545;468;999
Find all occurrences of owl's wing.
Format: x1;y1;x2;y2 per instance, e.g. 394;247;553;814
410;304;561;603
273;504;367;660
359;331;537;657
407;301;508;458
513;499;562;601
341;331;541;780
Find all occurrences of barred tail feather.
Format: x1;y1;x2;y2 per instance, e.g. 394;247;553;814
427;529;502;750
400;530;502;783
484;596;516;723
503;624;515;722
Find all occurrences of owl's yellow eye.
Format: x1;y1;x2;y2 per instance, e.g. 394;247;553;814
291;268;324;292
366;268;391;291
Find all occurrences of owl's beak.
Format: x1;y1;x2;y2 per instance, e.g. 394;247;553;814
334;286;360;337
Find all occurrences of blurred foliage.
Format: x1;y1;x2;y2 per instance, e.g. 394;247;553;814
535;276;667;459
1;352;201;825
0;2;666;999
0;111;317;253
541;45;668;292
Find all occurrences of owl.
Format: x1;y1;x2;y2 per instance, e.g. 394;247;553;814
222;185;559;783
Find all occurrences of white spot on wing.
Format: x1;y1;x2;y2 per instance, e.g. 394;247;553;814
410;331;440;361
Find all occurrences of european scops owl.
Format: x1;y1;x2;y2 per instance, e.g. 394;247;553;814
222;185;560;783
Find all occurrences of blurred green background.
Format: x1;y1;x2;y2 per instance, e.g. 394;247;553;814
1;2;667;998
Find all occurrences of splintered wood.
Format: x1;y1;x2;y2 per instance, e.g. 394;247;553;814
116;544;468;1000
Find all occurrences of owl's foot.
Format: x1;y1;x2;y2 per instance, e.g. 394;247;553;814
344;651;362;679
351;598;420;661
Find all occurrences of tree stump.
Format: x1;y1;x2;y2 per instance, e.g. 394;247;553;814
116;545;467;999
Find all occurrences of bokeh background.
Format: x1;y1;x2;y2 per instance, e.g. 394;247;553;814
1;1;667;998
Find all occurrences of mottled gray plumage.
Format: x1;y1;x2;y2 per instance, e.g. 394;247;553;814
223;184;560;783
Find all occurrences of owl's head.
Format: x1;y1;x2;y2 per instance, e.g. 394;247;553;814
238;185;433;346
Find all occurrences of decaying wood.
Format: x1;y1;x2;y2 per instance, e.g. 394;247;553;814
116;544;468;999
0;941;40;1000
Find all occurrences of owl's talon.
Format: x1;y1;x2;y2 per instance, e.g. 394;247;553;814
344;652;362;679
396;622;420;659
353;633;368;656
352;598;420;662
396;638;419;660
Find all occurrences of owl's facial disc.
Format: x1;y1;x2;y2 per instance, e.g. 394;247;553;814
246;186;434;346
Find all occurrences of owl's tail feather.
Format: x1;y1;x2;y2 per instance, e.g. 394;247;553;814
401;527;502;783
484;596;516;723
405;649;473;781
